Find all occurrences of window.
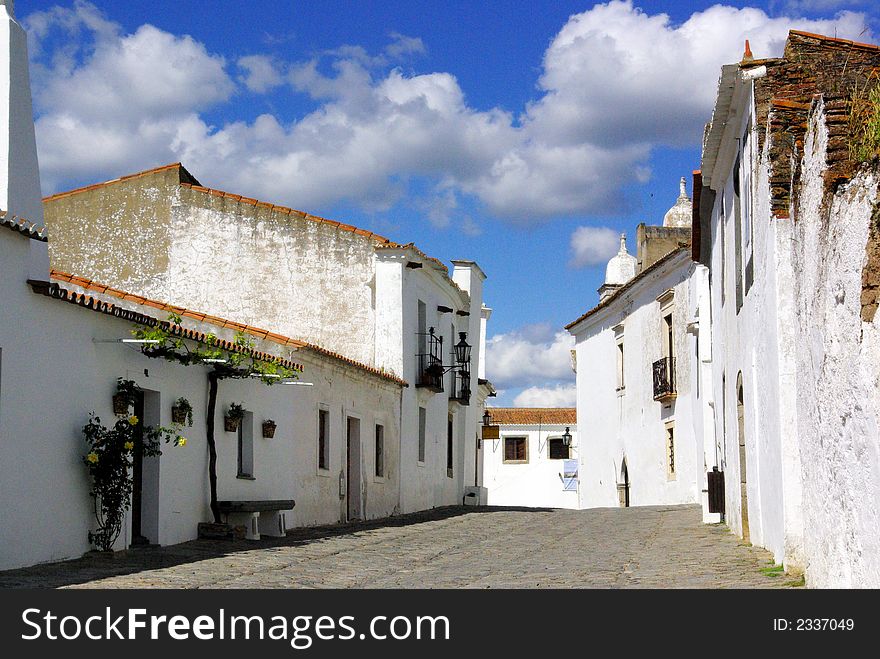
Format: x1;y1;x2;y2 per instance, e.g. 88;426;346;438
733;152;744;312
318;409;329;470
720;190;726;307
666;423;676;480
417;299;427;381
375;424;384;478
447;414;454;477
237;410;254;479
549;437;569;460
418;406;426;463
742;124;754;294
503;436;528;463
613;323;625;393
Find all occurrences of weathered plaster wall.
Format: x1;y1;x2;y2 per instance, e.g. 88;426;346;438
43;168;183;292
573;253;700;509
167;187;379;366
790;100;880;587
483;425;579;509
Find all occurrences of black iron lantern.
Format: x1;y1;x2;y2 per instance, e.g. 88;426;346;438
482;409;492;427
453;332;471;366
562;427;573;447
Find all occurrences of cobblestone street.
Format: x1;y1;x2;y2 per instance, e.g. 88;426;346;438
0;505;800;589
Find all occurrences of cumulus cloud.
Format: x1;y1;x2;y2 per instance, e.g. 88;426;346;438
238;55;284;93
485;324;575;391
569;226;621;268
513;384;577;408
25;1;873;221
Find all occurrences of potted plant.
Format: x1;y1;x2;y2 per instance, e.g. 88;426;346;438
171;397;194;426
112;378;140;416
224;402;245;432
262;419;277;439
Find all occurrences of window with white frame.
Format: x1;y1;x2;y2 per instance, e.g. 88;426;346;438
503;436;528;463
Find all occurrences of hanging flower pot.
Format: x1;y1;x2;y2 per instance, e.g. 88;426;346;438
171;397;193;426
112;394;131;416
262;420;277;439
224;402;244;432
172;406;188;425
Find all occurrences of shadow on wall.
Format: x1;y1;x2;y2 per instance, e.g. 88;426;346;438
0;505;555;589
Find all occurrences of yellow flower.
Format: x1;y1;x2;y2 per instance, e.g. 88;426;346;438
128;415;139;426
124;441;134;451
87;453;99;464
177;437;187;447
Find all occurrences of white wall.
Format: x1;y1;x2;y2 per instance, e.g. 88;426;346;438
703;75;800;566
571;252;701;509
0;229;404;570
789;100;880;587
483;424;579;509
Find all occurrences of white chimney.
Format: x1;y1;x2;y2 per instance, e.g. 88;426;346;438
0;1;48;281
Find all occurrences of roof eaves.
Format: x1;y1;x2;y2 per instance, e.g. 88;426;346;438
565;248;690;331
0;212;47;241
46;269;407;388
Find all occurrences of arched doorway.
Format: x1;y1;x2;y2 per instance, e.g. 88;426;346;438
618;459;630;508
736;373;750;543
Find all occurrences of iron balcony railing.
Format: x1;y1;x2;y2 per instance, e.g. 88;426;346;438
450;367;471;405
652;356;675;400
416;328;444;391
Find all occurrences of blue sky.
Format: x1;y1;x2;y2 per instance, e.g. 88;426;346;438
17;0;879;405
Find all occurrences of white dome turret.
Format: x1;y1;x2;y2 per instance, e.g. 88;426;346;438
598;234;637;302
663;177;692;228
604;233;637;286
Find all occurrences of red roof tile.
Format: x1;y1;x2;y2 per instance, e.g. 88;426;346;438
487;408;577;425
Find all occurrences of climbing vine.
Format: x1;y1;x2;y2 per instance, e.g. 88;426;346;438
83;379;186;551
131;314;298;523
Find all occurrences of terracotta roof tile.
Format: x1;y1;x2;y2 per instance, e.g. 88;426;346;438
42;163;187;203
789;29;880;52
0;212;47;241
45;268;408;387
487;408;577;425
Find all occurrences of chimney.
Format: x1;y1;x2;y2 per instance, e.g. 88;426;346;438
741;39;754;63
0;1;48;281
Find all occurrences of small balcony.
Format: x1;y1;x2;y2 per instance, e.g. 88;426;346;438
416;328;444;392
449;367;471;406
652;356;676;402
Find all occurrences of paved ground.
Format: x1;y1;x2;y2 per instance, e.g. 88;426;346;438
0;505;801;589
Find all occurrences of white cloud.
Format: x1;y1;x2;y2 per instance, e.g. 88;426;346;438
26;2;873;222
485;325;575;390
569;226;621;268
238;55;284;93
513;384;577;408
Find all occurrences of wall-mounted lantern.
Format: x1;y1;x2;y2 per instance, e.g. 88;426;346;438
562;427;573;447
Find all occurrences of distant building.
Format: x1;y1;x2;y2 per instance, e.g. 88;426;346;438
567;181;706;510
482;408;577;509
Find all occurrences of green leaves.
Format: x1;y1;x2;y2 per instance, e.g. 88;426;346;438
131;314;298;384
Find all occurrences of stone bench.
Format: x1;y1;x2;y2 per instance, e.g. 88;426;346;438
217;500;295;540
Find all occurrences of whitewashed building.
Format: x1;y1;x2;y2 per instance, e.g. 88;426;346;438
0;3;489;570
567;184;706;510
694;31;880;585
481;408;578;509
